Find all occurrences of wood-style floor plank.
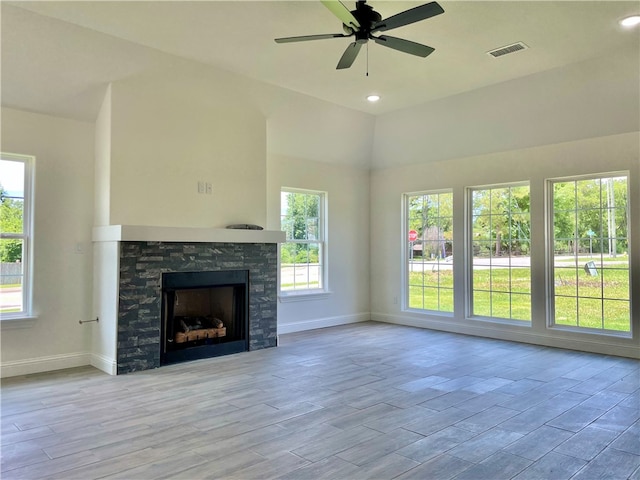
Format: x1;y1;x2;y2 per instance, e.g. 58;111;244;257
1;322;638;479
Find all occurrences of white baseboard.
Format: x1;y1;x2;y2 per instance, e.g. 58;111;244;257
90;353;117;376
0;352;91;378
278;312;370;335
371;312;640;359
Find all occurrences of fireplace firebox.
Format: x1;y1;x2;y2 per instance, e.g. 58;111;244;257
161;270;249;365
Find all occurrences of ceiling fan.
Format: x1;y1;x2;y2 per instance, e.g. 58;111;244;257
275;0;444;70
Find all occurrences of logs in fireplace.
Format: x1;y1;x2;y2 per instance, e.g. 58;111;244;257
161;270;249;365
173;315;225;343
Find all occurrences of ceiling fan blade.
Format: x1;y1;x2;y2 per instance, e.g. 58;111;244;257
371;1;444;33
336;41;362;69
275;33;349;43
321;0;361;31
373;35;435;57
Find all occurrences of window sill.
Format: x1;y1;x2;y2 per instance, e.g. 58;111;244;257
405;308;455;317
279;290;332;303
467;315;532;328
549;324;632;339
0;315;38;330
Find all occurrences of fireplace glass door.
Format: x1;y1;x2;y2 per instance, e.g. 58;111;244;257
161;270;248;365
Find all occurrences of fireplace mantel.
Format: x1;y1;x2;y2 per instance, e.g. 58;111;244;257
93;225;285;244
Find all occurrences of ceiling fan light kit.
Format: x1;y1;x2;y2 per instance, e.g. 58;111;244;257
275;0;444;70
619;15;640;27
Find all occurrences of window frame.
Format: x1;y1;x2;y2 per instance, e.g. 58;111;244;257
279;187;329;300
403;189;454;314
0;153;35;322
466;181;532;324
546;171;632;337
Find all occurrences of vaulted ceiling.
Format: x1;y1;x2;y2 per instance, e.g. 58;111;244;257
2;1;639;122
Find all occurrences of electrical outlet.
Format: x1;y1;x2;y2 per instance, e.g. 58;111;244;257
205;182;212;194
197;181;205;194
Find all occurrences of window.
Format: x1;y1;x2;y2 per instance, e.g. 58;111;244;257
0;154;34;319
550;174;631;333
406;191;454;312
470;183;531;322
280;189;326;293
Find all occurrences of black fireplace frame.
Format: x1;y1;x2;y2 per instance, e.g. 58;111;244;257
160;269;249;365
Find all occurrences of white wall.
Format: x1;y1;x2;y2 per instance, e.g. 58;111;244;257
266;91;375;169
370;132;640;358
91;240;118;375
265;94;374;333
268;155;371;333
94;84;111;227
105;62;268;228
372;45;640;169
1;108;95;376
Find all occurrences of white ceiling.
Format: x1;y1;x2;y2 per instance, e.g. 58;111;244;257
2;1;639;122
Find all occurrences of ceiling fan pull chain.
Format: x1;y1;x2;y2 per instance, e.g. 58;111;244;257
366;42;369;77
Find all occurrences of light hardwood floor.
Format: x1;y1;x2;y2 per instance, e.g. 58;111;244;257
2;322;639;479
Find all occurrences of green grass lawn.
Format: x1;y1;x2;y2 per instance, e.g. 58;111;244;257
409;265;630;332
281;282;320;290
554;254;629;265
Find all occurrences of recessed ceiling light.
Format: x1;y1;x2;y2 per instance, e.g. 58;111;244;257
620;15;640;27
367;95;381;102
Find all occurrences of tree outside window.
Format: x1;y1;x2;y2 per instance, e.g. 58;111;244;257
406;191;454;312
470;183;531;322
280;189;325;292
1;155;34;317
551;175;630;332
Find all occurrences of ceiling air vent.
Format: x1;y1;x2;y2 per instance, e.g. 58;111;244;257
487;42;528;58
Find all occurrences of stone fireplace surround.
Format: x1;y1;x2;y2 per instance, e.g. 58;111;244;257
92;226;285;375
